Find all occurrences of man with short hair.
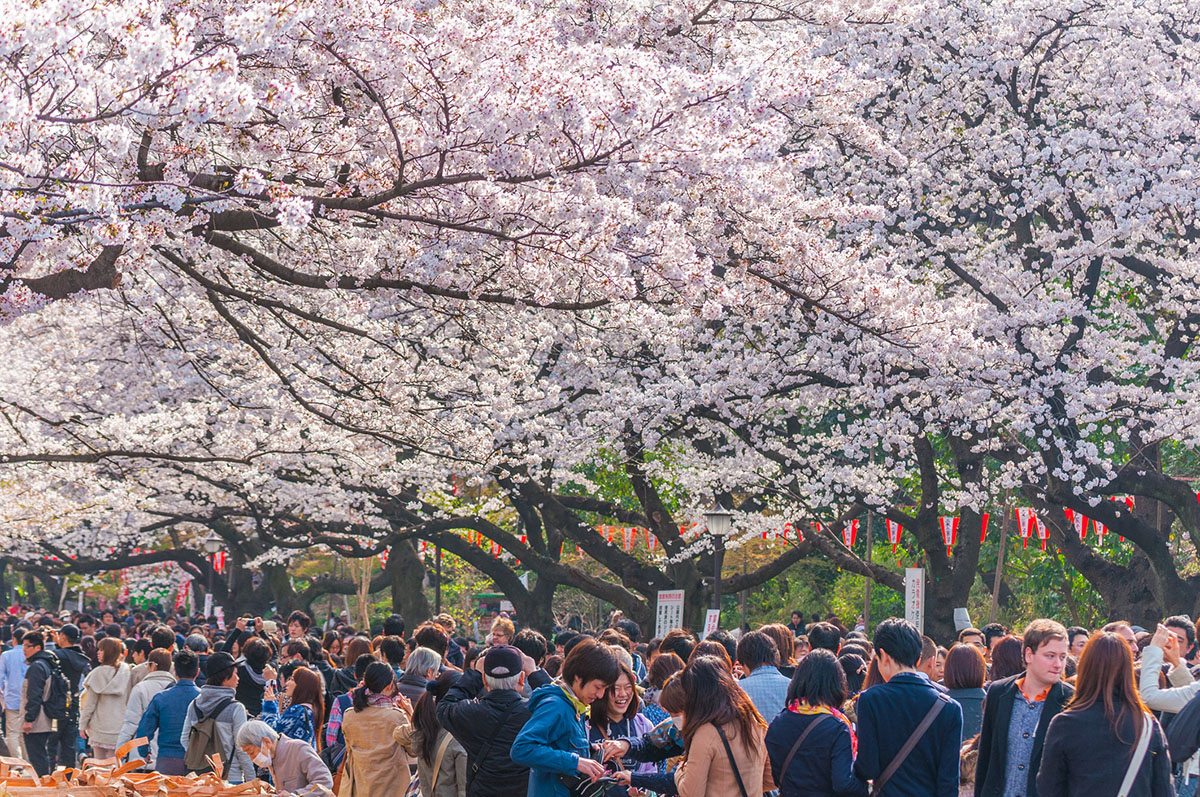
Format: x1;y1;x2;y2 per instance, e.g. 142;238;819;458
135;649;201;775
958;627;985;651
382;613;405;639
51;623;89;771
178;651;254;782
118;648;176;762
286;611;311;641
807;622;842;654
438;645;551;796
1101;620;1138;653
916;635;940;681
378;636;406;681
185;634;211;680
980;623;1008;661
19;631;61;776
736;630;790;722
1164;615;1197;665
0;627;28;758
1064;626;1089;658
855;618;962;796
511;628;548;668
974;619;1072;797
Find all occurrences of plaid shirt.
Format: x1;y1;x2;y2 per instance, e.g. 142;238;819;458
739;665;791;722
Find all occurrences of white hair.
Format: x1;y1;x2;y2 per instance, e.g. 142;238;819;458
608;645;633;672
484;673;522;691
405;646;442;677
236;720;278;747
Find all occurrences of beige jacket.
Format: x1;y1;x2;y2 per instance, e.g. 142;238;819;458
674;720;774;797
338;704;413;797
79;663;133;747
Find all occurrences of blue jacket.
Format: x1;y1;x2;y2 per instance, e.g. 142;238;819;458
135;678;201;760
854;672;962;797
510;683;591;797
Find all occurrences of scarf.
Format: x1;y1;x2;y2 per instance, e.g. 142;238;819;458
555;681;591;717
787;699;857;756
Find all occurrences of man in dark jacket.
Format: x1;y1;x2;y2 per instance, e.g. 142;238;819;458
20;631;62;776
437;644;551;797
52;623;90;770
855;618;962;796
974;619;1072;797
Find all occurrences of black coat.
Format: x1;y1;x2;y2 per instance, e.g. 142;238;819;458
53;645;90;722
1035;704;1174;797
974;674;1072;797
436;668;550;797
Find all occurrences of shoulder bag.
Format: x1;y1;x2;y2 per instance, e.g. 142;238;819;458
870;694;947;797
779;714;833;785
428;731;455;793
1117;713;1155;797
715;724;751;797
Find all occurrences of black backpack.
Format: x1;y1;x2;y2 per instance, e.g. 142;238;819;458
41;657;72;721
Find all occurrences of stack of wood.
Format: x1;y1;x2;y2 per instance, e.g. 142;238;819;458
0;738;274;796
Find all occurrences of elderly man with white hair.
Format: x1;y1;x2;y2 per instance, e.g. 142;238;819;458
236;719;333;797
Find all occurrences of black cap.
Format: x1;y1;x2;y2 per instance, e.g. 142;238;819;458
206;651;242;679
59;624;81;642
483;645;523;678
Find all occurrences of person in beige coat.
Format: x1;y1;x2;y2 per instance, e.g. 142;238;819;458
661;655;773;797
79;637;132;760
339;661;415;797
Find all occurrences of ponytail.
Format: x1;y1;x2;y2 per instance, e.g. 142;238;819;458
351;684;370;712
354;661;397;712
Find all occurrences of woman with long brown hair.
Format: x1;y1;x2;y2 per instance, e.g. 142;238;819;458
670;655;774;796
261;665;325;750
394;671;466;797
1036;632;1172;796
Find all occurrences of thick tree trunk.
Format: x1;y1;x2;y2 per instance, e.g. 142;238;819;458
264;563;298;615
388;540;431;624
514;574;557;634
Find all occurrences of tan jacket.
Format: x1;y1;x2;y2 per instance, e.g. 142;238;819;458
338;704;413;797
674;720;774;797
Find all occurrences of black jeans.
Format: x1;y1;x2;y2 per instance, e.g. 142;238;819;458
24;731;53;776
49;720;78;769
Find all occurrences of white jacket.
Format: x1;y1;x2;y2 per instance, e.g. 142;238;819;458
1140;644;1199;776
79;663;133;747
116;669;176;759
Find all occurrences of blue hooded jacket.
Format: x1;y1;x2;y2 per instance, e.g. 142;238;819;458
510;682;592;797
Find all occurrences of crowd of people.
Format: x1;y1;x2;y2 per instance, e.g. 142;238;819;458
0;603;1192;796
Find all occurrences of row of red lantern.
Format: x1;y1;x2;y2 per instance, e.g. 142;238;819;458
378;492;1173;566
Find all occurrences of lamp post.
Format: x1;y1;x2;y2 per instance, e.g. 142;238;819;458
202;532;222;601
704;503;734;612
